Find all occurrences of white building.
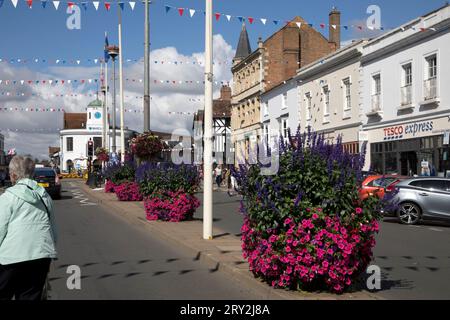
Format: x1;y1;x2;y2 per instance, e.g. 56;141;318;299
59;99;136;172
261;40;367;154
361;4;450;176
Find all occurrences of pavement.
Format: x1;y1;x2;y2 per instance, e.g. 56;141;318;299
69;180;381;300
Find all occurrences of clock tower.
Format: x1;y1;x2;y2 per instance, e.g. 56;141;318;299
86;99;103;131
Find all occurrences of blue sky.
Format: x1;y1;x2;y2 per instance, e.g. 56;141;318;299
0;0;447;64
0;0;448;158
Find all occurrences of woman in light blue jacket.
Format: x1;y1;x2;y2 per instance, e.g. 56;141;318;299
0;155;57;300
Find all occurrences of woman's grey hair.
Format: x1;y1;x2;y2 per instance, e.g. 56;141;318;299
9;155;35;180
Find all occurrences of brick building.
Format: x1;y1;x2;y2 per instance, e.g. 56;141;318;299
231;9;341;163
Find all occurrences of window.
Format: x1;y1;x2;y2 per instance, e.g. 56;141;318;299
424;54;437;100
403;63;412;86
426;55;437;80
263;102;268;116
343;78;351;111
373;74;381;95
282;92;288;109
401;63;413;106
410;180;447;191
263;123;270;146
323;86;330;116
66;137;73;152
305;93;312;121
93;137;102;149
89;112;92;120
280;117;289;139
372;74;381;112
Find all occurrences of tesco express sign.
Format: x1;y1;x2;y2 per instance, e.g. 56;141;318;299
384;121;434;138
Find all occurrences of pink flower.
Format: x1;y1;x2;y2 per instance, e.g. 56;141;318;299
312;213;319;220
356;207;363;215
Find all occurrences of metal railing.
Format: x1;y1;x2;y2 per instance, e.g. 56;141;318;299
371;93;381;112
401;85;412;106
424;77;437;100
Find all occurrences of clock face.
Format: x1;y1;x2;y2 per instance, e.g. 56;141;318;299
94;112;102;119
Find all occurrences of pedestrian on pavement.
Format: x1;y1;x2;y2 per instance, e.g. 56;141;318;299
0;155;58;300
214;165;223;190
0;170;5;187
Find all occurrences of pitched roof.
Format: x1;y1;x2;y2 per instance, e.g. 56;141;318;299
64;113;87;129
234;23;252;60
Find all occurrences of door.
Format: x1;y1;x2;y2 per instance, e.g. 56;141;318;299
400;152;418;176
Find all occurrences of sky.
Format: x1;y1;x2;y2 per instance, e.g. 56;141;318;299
0;0;447;159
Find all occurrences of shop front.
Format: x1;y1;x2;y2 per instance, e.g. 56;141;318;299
365;116;450;177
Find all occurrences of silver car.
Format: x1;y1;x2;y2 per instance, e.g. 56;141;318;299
386;178;450;225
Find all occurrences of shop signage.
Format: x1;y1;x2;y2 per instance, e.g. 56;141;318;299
383;120;434;141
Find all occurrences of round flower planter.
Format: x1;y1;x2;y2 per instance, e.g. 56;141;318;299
114;182;143;201
241;207;379;293
104;180;117;193
144;191;200;222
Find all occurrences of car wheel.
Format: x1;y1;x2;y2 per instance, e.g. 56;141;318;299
397;202;421;225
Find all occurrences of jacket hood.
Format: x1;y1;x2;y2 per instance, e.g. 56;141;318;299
6;178;46;206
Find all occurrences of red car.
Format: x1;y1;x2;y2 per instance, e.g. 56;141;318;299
359;175;408;201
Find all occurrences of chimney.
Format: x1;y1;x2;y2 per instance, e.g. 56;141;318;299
220;85;232;101
329;7;341;50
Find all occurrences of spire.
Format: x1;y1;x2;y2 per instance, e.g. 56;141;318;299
234;23;252;61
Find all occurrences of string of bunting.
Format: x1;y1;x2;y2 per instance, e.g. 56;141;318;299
0;57;305;66
0;107;206;114
0;92;203;101
0;57;235;66
164;4;440;33
0;1;441;33
0;78;230;86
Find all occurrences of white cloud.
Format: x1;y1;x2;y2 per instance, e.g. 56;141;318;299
0;34;235;160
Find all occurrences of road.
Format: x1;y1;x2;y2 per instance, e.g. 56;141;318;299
195;190;450;299
47;181;261;300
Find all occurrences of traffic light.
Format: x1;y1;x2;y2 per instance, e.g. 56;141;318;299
87;140;94;157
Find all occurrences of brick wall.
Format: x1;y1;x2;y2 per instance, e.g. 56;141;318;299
263;17;336;92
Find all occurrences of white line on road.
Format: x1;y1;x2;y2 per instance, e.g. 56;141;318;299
429;228;443;232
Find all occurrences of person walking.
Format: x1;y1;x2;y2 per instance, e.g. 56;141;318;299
214;165;223;190
0;155;58;300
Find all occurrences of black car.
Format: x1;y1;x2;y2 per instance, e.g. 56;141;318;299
34;168;61;199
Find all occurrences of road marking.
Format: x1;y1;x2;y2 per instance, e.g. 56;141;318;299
71;189;98;206
429;228;443;232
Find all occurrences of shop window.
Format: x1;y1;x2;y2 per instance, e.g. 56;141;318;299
371;152;383;174
385;153;398;174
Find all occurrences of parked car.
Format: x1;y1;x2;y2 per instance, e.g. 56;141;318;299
384;178;450;225
359;175;408;201
33;167;61;199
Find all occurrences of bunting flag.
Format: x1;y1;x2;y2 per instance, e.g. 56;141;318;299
273;20;279;25
248;17;254;24
118;2;124;11
189;9;195;17
129;1;135;10
81;2;87;10
296;22;302;29
41;0;47;8
93;1;99;10
226;15;231;22
177;7;184;16
215;13;220;21
164;5;170;13
260;18;267;25
26;0;32;8
104;2;110;11
67;1;73;9
52;1;59;10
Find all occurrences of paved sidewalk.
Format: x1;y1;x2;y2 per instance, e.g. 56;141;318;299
77;181;382;300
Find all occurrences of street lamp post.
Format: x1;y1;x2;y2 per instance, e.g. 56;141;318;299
118;4;125;163
203;0;213;240
107;45;119;154
144;0;151;132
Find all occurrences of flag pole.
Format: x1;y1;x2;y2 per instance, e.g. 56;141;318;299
143;0;151;132
118;2;126;163
104;33;110;152
203;0;213;240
